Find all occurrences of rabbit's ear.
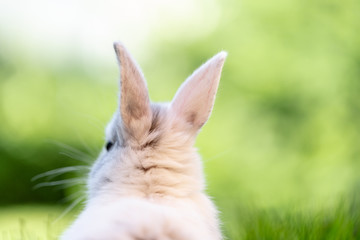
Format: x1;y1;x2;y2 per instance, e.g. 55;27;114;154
170;51;227;132
114;42;152;141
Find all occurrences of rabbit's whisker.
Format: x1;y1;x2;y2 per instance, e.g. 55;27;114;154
59;151;93;164
203;149;233;163
76;133;99;157
54;195;86;223
33;178;87;189
52;141;95;159
53;182;87;191
62;190;86;203
31;166;90;182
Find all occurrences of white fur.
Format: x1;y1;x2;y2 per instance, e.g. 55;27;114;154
62;42;227;240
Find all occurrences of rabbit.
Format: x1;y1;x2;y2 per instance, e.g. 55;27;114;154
61;42;227;240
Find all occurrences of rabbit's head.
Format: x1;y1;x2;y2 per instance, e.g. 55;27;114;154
88;43;226;201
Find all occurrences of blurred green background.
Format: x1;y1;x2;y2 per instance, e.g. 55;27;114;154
1;0;360;239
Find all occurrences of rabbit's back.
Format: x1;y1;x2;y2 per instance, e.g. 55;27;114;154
62;195;221;240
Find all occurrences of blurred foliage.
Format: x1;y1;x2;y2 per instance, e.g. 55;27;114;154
0;0;360;223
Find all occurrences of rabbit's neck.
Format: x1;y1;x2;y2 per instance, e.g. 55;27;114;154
95;148;206;200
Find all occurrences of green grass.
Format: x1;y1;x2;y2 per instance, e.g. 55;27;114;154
0;205;73;240
1;196;359;240
223;199;360;239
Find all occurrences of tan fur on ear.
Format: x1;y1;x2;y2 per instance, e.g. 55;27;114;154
114;42;152;142
171;51;227;131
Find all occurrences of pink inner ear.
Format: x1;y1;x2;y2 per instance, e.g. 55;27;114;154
171;51;227;128
114;42;152;140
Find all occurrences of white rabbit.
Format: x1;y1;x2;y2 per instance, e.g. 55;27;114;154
62;42;227;240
